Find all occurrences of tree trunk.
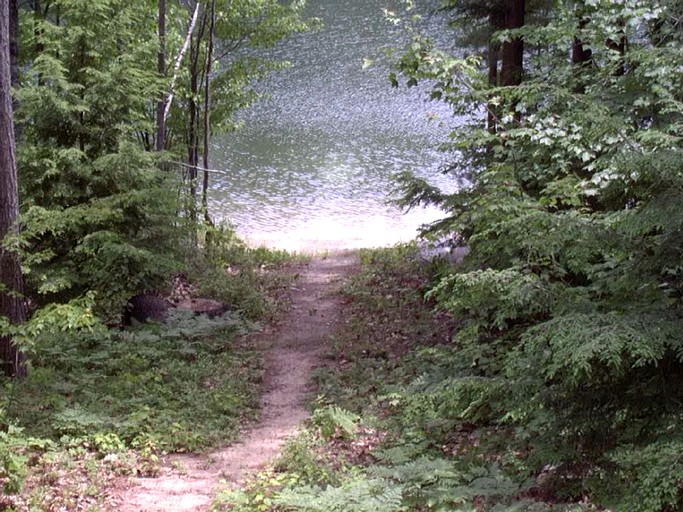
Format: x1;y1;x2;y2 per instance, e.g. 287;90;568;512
187;10;207;228
9;0;18;91
572;15;592;94
9;0;21;144
162;2;201;130
0;0;27;378
487;39;500;134
201;0;215;225
500;0;525;87
572;37;592;66
156;0;166;151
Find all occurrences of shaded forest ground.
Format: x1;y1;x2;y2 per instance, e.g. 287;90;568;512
113;253;360;511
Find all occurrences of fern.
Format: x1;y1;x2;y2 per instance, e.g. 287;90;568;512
311;406;361;440
594;438;683;512
275;478;403;512
428;269;558;331
369;458;517;510
519;311;683;386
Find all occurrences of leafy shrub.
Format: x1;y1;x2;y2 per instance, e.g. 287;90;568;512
0;426;30;494
594;439;683;512
311;406;361;441
7;309;262;452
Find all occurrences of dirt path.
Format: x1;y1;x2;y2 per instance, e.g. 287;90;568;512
114;253;359;512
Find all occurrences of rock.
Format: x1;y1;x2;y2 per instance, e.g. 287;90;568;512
123;293;171;325
173;298;230;318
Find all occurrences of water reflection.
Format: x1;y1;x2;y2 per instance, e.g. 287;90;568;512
209;0;458;251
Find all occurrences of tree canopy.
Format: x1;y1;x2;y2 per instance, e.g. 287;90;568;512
393;0;683;508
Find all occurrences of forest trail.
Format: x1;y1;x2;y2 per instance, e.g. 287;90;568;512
114;253;359;512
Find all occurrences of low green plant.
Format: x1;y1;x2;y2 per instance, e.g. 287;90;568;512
275;476;404;512
1;239;300;509
273;432;339;486
191;225;304;321
311;405;360;441
0;426;31;494
7;310;262;451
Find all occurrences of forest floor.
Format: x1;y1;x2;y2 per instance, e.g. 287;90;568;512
112;252;360;512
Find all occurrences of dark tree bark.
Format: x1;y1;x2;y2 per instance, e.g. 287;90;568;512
156;0;166;151
572;36;592;65
201;0;215;224
187;8;207;227
572;15;592;94
9;0;18;91
487;41;500;89
9;0;21;144
0;0;27;377
500;0;525;87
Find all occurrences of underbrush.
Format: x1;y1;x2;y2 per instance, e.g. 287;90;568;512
214;245;598;512
0;229;302;511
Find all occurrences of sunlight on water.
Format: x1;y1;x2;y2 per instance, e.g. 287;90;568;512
209;0;459;251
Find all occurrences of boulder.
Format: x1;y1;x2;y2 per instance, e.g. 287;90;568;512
173;298;230;318
123;293;171;325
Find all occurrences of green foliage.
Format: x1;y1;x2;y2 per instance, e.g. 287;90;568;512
215;431;340;511
273;431;340;487
191;225;302;320
428;269;554;330
275;457;517;512
519;312;683;385
595;438;683;512
389;0;683;508
311;405;360;441
393;375;505;447
0;426;30;494
15;0;184;318
189;0;313;134
275;477;404;512
5;309;261;452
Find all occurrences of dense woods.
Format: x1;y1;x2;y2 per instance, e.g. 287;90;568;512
391;0;683;509
0;0;307;349
1;0;683;510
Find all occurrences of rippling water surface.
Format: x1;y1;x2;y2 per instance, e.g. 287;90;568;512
210;0;457;250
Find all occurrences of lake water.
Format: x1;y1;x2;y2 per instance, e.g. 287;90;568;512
209;0;457;251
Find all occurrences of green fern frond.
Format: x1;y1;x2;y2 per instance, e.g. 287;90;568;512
520;311;683;385
275;478;403;512
311;405;361;440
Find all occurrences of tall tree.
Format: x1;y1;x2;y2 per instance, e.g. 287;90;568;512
156;0;167;151
0;0;27;377
16;0;182;319
9;0;20;143
9;0;18;90
500;0;525;87
186;3;207;226
174;0;309;228
201;0;216;224
396;1;683;506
